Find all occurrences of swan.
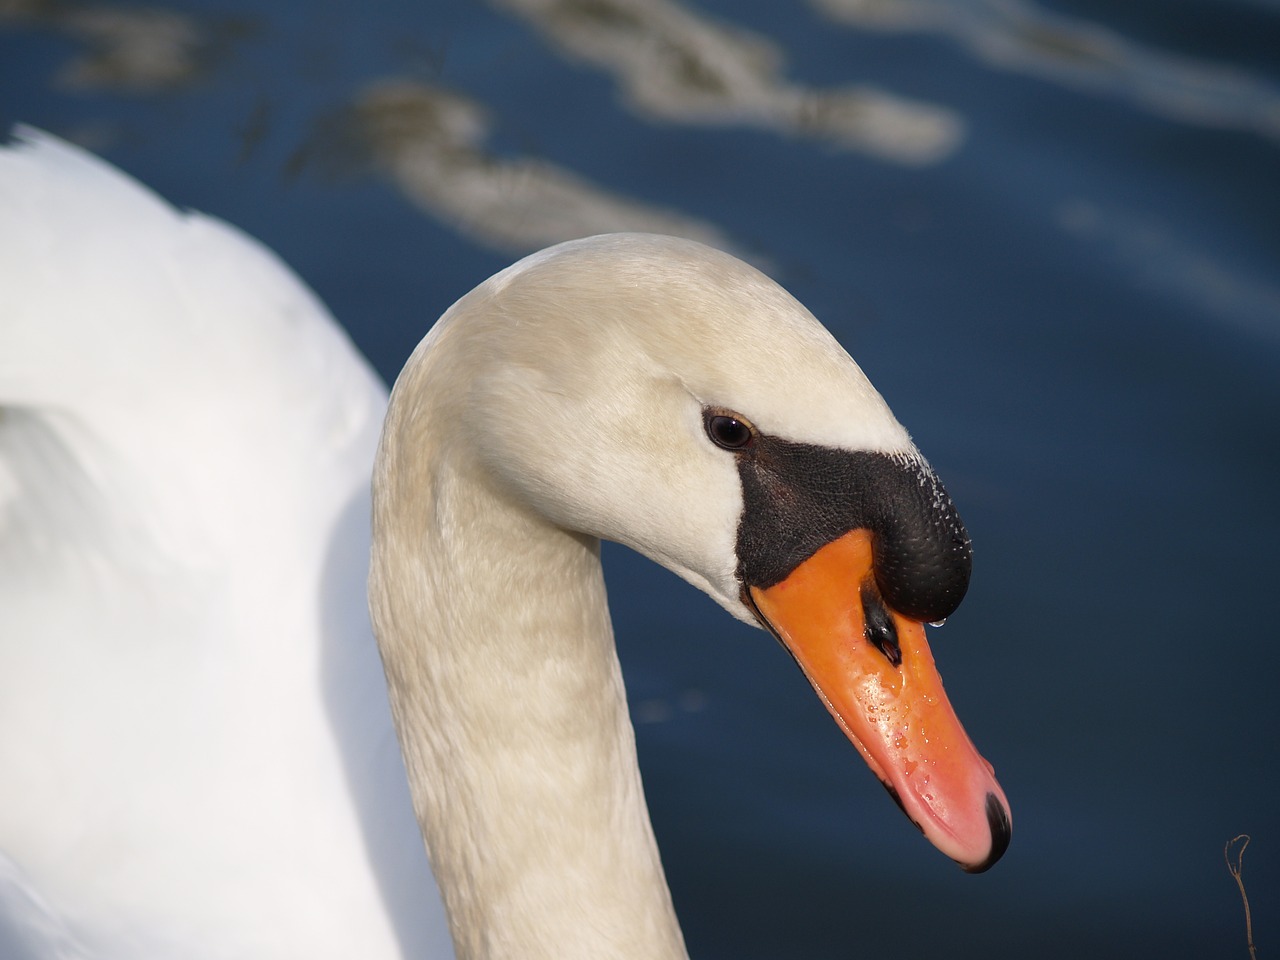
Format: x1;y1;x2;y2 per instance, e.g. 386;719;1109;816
1;128;1009;960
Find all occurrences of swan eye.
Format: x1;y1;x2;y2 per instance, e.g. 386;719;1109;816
704;410;754;451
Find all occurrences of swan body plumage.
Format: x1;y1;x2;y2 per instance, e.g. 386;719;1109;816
0;128;450;959
1;127;1008;960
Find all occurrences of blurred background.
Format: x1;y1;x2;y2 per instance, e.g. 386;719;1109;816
3;0;1278;956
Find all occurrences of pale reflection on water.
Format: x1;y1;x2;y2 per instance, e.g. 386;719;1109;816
494;0;964;164
322;79;739;256
814;0;1280;139
0;0;241;94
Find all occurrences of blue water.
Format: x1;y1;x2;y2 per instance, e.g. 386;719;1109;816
4;0;1278;956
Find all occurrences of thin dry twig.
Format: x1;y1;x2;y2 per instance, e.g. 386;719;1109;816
1225;834;1258;960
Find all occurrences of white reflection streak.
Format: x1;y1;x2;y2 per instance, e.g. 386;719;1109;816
0;2;209;93
348;80;741;256
813;0;1280;141
1058;200;1280;345
490;0;964;165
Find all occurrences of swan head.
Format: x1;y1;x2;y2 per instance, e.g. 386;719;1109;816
397;233;1009;872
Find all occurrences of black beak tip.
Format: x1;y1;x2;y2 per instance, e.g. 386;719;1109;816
961;793;1012;874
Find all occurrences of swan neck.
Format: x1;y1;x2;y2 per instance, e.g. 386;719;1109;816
370;424;687;960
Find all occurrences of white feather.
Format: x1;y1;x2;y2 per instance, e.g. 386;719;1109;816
0;128;451;960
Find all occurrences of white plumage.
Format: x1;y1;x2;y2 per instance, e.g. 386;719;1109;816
0;128;450;960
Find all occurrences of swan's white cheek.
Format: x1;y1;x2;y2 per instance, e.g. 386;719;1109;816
514;432;742;607
468;370;745;613
595;445;745;617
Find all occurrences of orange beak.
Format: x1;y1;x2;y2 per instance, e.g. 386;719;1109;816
747;529;1010;871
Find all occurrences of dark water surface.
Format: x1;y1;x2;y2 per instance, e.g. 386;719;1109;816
4;0;1278;956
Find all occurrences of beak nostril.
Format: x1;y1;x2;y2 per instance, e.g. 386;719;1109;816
861;581;902;667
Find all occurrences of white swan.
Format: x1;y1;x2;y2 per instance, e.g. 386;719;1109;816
1;128;1009;960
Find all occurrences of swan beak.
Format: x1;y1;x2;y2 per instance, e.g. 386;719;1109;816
746;529;1011;872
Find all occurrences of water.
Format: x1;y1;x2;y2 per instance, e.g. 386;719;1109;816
3;0;1278;956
